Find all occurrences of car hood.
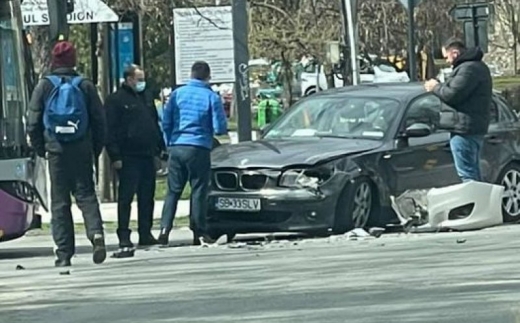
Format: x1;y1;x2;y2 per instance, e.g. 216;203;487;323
212;138;382;169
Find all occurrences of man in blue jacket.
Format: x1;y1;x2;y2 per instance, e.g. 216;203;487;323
159;61;228;245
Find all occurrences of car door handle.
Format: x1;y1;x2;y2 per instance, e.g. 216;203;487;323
487;136;503;144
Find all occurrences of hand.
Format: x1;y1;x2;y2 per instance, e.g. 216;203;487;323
112;161;123;170
424;79;439;92
160;151;169;161
154;157;162;171
36;149;46;158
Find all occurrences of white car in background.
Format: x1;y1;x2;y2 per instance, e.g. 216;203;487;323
437;64;503;83
300;62;410;96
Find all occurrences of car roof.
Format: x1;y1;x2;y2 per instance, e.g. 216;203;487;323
315;82;506;102
314;82;426;103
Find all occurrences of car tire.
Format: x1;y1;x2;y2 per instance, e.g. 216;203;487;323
332;177;375;234
304;87;319;96
498;163;520;222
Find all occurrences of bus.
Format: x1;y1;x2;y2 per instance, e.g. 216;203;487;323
0;0;47;242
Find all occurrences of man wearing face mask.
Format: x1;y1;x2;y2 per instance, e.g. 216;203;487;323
105;64;166;257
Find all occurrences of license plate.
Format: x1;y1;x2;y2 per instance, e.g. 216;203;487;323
215;197;261;211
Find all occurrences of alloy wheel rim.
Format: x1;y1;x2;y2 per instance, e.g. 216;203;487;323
502;170;520;217
352;182;372;228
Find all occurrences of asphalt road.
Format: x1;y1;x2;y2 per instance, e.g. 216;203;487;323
1;226;520;323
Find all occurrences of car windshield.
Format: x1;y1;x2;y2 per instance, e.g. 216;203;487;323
264;95;400;140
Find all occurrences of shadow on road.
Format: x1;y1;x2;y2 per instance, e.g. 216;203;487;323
0;233;308;260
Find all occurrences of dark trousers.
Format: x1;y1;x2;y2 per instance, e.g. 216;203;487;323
116;156;156;246
48;148;103;261
161;145;211;236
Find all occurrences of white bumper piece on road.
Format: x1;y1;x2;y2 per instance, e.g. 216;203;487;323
391;181;504;232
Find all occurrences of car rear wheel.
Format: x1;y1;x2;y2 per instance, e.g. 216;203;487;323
499;163;520;222
333;178;374;234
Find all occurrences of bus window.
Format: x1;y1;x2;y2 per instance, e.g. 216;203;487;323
0;0;29;157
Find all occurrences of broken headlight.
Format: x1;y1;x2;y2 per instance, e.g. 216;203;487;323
278;165;335;189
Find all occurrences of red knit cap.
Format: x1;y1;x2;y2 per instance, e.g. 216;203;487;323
51;41;77;68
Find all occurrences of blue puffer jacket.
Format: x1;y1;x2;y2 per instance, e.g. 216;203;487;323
162;79;228;150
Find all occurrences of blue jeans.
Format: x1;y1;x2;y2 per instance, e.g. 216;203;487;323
450;134;484;182
160;145;211;235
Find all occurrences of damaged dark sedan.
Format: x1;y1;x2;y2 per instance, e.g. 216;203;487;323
208;83;520;237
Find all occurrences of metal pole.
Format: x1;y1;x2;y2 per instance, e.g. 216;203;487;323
232;0;252;141
344;0;359;85
90;23;98;84
472;5;479;47
407;0;417;81
169;5;177;90
47;0;69;42
339;0;350;86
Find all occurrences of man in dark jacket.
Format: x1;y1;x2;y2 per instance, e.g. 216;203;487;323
27;41;107;267
425;38;492;182
105;65;165;256
159;61;228;246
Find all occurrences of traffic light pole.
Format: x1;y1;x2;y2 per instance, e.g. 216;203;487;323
232;0;252;142
343;0;359;85
47;0;73;42
407;0;417;81
471;5;480;47
450;2;491;52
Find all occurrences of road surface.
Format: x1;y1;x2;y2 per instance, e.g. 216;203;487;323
1;226;520;323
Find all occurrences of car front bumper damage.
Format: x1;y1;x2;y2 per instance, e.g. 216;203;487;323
207;175;345;234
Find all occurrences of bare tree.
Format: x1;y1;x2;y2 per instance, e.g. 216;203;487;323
493;0;519;74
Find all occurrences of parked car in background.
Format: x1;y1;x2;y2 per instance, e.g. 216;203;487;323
437;63;503;83
207;83;520;238
300;59;410;96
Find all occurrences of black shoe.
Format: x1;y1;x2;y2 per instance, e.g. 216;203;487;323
158;229;169;246
92;233;107;265
193;235;202;246
55;259;71;267
199;235;217;246
138;235;159;247
119;239;134;249
111;247;135;259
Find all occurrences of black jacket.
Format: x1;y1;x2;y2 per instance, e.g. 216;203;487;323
104;84;165;162
433;48;492;135
27;68;107;158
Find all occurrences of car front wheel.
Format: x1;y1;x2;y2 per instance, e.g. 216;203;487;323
499;163;520;222
333;178;375;234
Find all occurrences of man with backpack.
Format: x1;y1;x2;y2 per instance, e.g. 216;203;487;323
105;65;165;258
27;41;107;267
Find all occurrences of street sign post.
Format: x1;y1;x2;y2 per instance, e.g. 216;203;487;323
110;22;135;88
399;0;422;81
343;0;359;85
231;0;252;142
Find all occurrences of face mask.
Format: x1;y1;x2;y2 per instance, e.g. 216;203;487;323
135;81;146;92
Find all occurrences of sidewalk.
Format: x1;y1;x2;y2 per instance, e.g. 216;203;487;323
40;200;190;224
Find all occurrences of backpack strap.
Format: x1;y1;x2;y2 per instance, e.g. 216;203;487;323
44;75;62;88
71;76;84;87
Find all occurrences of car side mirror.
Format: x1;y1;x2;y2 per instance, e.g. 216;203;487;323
404;123;432;138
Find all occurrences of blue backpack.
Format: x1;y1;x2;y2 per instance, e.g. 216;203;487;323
43;75;89;142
